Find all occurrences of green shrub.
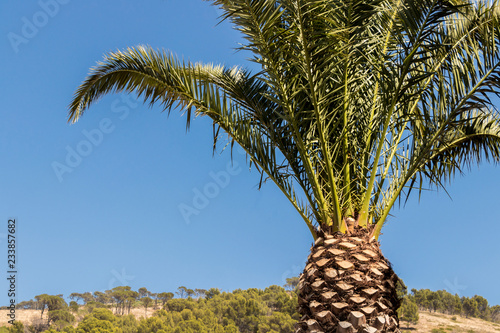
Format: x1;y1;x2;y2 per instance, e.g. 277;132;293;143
431;329;447;333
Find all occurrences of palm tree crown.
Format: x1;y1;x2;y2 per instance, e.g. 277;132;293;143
69;0;500;240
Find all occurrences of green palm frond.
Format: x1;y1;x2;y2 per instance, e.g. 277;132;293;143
70;0;500;240
69;46;319;236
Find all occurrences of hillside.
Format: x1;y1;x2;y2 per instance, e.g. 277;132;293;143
1;284;499;332
404;311;500;332
1;307;500;332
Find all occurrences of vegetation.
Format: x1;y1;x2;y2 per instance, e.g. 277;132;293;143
67;0;500;331
2;282;500;332
5;284;298;333
411;288;500;322
397;297;419;328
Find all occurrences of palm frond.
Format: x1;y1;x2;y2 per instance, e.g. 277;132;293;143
70;0;500;240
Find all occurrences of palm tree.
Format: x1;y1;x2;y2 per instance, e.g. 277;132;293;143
68;1;500;332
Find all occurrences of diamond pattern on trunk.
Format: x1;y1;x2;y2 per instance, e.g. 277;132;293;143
336;260;354;270
362;249;378;258
324;268;338;281
337;321;354;333
370;267;383;276
324;238;340;246
361;306;377;316
349;296;366;305
315;310;335;325
296;228;401;333
377;262;389;270
307;267;319;279
376;301;388;311
328;248;345;256
349;237;363;244
335;282;354;291
320;291;337;302
352;253;370;262
309;300;324;314
348;311;366;328
338;242;356;250
348;274;363;283
361;288;379;299
306;319;322;331
331;302;349;315
316;258;331;268
313;249;326;259
312;279;326;290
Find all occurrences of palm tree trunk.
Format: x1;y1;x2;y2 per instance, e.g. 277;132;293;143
296;226;401;333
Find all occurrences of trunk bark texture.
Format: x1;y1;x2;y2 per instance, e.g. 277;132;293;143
295;226;401;333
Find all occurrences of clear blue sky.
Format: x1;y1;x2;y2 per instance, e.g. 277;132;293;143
1;0;499;307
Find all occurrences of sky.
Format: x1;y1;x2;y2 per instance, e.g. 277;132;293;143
1;0;499;307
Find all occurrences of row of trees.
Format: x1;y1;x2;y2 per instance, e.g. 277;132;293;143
16;283;286;316
6;284;299;333
4;282;499;332
394;285;500;329
410;289;500;322
17;287;178;316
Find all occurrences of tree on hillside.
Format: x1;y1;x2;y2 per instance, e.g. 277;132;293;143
69;0;500;331
157;292;174;307
141;297;153;316
82;292;94;305
397;297;419;328
284;277;300;292
148;292;159;309
428;291;444;313
69;293;82;304
463;297;480;318
473;295;491;320
17;300;36;310
48;309;75;330
176;286;188;299
89;308;116;322
69;292;93;305
94;291;111;305
205;288;221;300
109;286;138;315
491;305;500;323
7;321;24;333
138;287;149;299
35;294;67;319
453;294;463;315
76;316;116;333
412;289;430;311
69;301;79;313
194;289;207;300
186;289;195;299
136;317;167;333
126;292;140;315
35;294;50;318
